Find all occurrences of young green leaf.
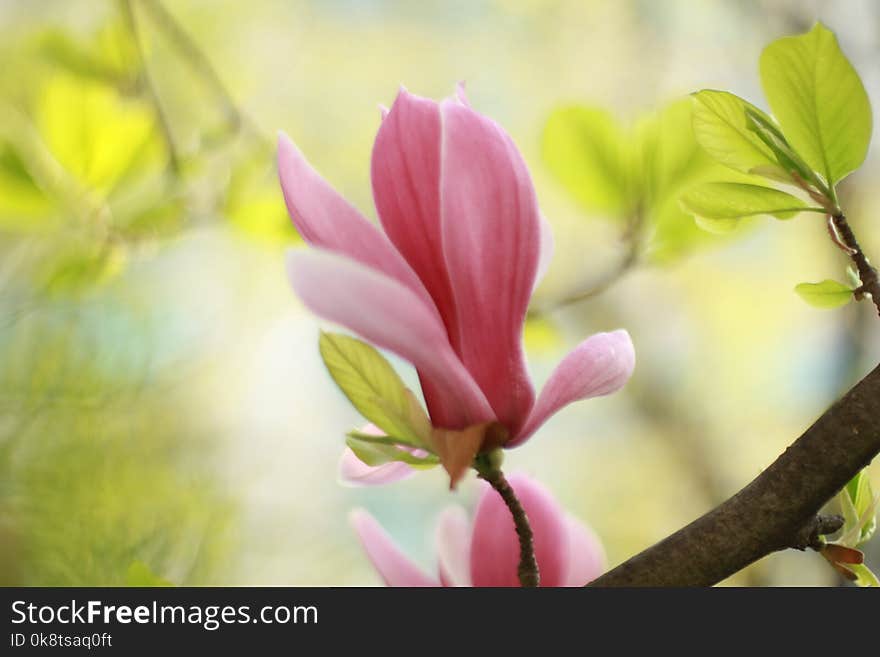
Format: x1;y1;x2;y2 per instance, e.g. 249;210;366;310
760;22;872;186
744;108;823;189
794;280;854;309
319;332;430;446
691;90;790;181
845;563;880;587
680;182;813;234
542;105;635;217
345;436;438;469
840;470;877;546
845;266;862;289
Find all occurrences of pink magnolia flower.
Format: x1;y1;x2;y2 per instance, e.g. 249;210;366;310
351;473;604;586
280;85;635;482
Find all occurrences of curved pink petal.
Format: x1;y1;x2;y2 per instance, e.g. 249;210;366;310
338;447;416;487
370;89;460;350
469;474;569;587
512;330;635;446
350;510;438;587
286;249;495;430
561;515;606;586
277;132;429;304
435;506;472;586
440;100;541;435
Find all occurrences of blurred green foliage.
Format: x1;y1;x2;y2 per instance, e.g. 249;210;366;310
542;97;754;266
0;1;292;585
0;3;297;296
0;296;237;585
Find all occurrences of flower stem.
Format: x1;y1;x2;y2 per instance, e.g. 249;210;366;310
829;212;880;317
474;456;540;587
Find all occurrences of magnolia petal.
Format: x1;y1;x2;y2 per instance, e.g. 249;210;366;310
561;515;606;586
338;447;416;487
512;330;635;446
286;249;495;430
469;474;569;587
277;132;427;301
435;506;472;586
350;510;438;587
370;89;461;353
439;100;541;435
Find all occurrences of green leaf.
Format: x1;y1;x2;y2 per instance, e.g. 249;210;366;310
743;108;821;187
125;561;174;587
344;436;438;469
846;266;862;288
843;563;880;588
794;280;854;309
760;22;872;186
680;182;813;233
691;90;791;181
840;476;862;531
542;106;635;217
841;470;877;545
319;332;430;446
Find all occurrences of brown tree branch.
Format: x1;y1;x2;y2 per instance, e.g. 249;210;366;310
589;362;880;586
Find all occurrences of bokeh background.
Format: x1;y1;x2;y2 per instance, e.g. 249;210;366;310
1;0;878;586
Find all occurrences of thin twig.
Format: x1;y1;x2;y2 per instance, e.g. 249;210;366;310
531;209;643;316
829;212;880;317
542;246;638;312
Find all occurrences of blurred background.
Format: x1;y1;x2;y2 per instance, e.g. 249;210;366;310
1;0;878;586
